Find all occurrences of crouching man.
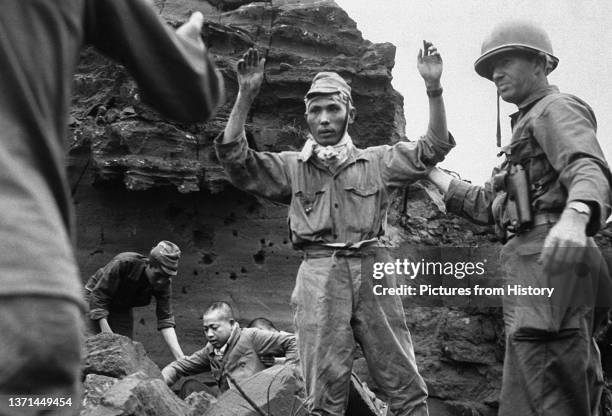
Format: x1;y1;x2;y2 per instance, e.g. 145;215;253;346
85;240;185;360
162;302;298;394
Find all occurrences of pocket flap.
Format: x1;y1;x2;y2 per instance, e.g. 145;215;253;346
344;186;378;197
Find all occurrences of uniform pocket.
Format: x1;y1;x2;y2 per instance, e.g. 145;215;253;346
289;189;330;239
342;185;380;235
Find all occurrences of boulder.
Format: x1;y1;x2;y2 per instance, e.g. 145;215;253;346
186;390;218;416
81;371;189;416
83;333;162;380
204;365;307;416
82;374;119;410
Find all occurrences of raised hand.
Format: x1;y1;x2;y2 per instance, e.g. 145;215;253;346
175;12;206;54
237;48;266;100
417;40;443;89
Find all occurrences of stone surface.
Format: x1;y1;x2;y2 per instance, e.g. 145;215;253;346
81;371;190;416
82;374;119;411
83;333;163;380
185;390;218;416
204;365;307;416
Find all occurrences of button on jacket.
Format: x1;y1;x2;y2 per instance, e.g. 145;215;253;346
85;252;175;330
162;326;298;391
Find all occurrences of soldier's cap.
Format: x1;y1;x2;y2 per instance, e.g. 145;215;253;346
149;240;181;276
305;72;352;103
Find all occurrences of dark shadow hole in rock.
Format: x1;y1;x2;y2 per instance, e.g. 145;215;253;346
201;252;216;265
253;250;265;264
229;272;238;280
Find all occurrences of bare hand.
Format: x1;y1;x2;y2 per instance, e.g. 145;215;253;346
237;48;265;99
538;210;588;274
175;12;205;54
417;40;443;89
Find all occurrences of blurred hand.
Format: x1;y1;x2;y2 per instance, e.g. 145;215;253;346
539;209;588;274
175;12;205;54
237;48;266;99
417;40;443;89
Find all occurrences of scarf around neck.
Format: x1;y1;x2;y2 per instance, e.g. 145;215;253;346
307;133;353;169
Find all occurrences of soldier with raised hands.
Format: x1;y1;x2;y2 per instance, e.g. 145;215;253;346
215;43;454;415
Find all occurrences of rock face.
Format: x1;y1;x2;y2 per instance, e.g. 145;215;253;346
70;0;404;194
69;1;612;415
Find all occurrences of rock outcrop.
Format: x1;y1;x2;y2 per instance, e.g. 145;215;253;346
70;0;404;194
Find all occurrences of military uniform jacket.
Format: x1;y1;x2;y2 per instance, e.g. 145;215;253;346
445;85;611;235
215;130;455;247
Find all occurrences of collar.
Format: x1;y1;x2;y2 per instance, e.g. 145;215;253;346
210;322;240;357
516;85;559;112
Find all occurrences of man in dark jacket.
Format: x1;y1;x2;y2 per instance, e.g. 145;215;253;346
86;241;185;360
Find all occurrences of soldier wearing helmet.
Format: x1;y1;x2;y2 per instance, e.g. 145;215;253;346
85;240;186;360
215;43;454;416
428;20;611;415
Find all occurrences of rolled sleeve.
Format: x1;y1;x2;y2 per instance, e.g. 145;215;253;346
380;132;455;187
445;178;472;215
154;287;175;330
445;178;495;225
425;129;456;163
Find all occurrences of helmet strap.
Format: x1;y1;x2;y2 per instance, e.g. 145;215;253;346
496;92;502;147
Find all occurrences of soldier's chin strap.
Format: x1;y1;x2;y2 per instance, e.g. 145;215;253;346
496;91;502;148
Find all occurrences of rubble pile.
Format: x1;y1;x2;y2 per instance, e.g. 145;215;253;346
80;334;385;416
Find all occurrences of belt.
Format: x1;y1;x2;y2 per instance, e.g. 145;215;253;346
301;240;381;259
532;212;561;227
505;212;560;241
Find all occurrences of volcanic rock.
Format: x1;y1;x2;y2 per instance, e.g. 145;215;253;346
83;333;162;380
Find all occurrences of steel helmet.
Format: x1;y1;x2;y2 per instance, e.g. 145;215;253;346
474;20;559;80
